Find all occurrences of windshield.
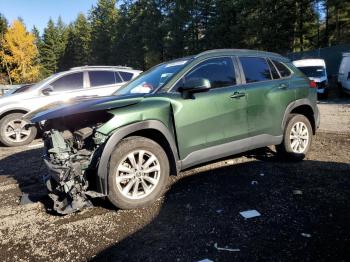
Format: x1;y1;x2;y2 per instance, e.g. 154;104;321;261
115;59;190;95
298;66;326;78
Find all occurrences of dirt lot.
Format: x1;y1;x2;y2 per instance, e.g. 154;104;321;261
0;101;349;262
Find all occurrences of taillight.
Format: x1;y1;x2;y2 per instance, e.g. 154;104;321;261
309;80;317;88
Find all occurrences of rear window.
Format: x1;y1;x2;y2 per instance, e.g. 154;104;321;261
89;71;117;87
119;71;134;81
272;60;292;77
240;57;272;83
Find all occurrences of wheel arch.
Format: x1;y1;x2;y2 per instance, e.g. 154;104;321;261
282;99;318;135
96;120;179;195
0;108;29;121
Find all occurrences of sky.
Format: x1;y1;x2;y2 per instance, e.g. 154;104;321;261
0;0;98;33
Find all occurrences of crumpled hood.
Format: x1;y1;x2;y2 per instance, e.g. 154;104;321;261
28;94;145;123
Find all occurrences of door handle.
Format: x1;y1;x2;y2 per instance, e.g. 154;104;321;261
230;91;246;98
278;83;288;89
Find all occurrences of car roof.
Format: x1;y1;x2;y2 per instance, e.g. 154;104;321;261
292;59;326;67
157;49;289;68
195;49;289;62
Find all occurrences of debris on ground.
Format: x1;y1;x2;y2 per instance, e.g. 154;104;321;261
27;143;44;148
301;233;312;238
251;180;258;185
239;210;261;219
19;193;46;205
198;259;214;262
216;209;223;214
19;193;34;205
214;243;240;252
293;190;303;195
260;173;265;177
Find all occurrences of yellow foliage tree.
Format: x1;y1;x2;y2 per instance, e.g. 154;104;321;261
0;20;40;83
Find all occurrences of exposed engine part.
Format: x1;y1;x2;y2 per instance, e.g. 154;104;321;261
74;127;93;149
74;127;93;140
43;128;105;214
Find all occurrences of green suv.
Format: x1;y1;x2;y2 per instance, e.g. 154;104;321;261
29;49;319;214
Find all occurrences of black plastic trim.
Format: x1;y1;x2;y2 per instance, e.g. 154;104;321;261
180;134;282;170
282;98;319;132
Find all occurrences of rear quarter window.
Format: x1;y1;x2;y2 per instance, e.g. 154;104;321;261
119;71;134;81
272;60;292;77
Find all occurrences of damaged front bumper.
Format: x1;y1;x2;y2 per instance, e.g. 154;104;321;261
42;126;109;214
43;157;94;214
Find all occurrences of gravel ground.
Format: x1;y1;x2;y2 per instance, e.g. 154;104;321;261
318;98;350;133
0;101;349;262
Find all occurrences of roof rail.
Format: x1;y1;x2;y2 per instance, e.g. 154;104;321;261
195;49;283;58
70;65;133;70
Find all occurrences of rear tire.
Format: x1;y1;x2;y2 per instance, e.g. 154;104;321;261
108;136;170;209
276;114;312;161
0;113;37;147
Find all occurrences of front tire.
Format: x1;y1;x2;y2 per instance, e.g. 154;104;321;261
108;136;170;209
0;113;37;147
276;114;312;161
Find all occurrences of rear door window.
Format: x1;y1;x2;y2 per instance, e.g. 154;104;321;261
89;71;117;87
50;72;84;91
272;60;292;77
240;57;272;83
119;71;134;81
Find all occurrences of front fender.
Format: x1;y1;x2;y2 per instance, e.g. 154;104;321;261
96;120;179;195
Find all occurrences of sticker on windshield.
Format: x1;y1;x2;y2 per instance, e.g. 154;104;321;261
165;60;188;68
130;83;153;94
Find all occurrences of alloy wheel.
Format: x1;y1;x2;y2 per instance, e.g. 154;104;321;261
289;121;309;153
4;119;32;143
116;150;161;200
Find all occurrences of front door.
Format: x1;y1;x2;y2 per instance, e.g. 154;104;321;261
169;57;249;160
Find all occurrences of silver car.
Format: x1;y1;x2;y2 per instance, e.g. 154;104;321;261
0;66;142;147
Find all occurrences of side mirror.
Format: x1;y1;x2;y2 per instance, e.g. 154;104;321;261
41;85;54;96
178;78;210;98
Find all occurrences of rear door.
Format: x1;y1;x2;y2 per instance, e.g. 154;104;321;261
239;56;295;137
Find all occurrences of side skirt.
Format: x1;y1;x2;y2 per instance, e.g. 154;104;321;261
180;134;282;170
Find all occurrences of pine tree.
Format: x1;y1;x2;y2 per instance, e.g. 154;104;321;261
62;13;91;69
31;26;42;49
41;19;59;76
113;0;164;69
56;16;69;69
0;20;40;83
31;26;44;76
0;13;9;84
0;13;7;37
89;0;118;64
